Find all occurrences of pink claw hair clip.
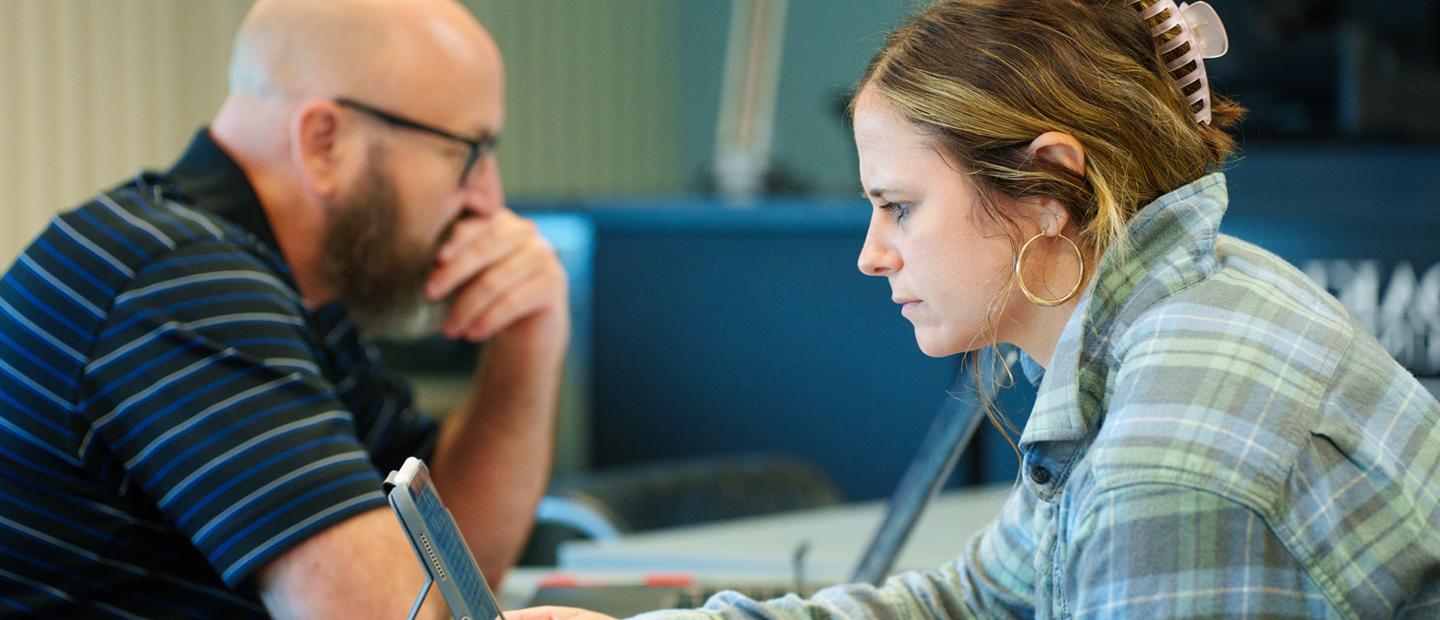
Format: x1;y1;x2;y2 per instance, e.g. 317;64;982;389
1130;0;1230;124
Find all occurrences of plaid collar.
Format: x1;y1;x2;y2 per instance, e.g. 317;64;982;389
1021;173;1231;448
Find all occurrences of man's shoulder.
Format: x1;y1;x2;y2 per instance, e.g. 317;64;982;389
2;179;304;357
25;180;293;297
78;180;272;262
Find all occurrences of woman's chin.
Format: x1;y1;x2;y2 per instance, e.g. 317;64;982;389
914;326;987;358
914;331;960;358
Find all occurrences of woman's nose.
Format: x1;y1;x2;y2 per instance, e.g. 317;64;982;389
857;227;899;276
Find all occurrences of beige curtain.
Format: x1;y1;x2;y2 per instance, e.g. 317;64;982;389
0;0;251;263
1;0;682;264
467;0;682;198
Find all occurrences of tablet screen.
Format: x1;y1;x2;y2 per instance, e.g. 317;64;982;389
390;458;504;620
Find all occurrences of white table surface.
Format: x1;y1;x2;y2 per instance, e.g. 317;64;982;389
531;484;1010;587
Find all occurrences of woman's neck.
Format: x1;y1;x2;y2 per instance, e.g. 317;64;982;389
1006;293;1085;368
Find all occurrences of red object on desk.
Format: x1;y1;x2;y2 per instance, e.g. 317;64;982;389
536;572;697;590
642;573;695;588
536;573;580;588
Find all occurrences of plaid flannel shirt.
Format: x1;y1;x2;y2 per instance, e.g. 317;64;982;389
640;173;1440;619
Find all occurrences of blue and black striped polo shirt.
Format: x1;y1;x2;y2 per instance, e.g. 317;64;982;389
0;129;439;616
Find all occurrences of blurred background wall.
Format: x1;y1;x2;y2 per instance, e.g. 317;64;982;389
0;0;250;263
2;0;1438;502
0;0;919;262
18;0;1436;249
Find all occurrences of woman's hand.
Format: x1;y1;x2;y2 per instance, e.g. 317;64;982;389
504;606;618;620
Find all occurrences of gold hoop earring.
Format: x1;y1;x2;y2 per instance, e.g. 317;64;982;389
1015;232;1085;307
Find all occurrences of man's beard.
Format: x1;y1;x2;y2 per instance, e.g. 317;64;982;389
320;157;453;339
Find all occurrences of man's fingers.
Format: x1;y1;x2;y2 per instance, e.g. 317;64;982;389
436;215;487;263
427;214;532;300
443;243;548;339
462;271;554;341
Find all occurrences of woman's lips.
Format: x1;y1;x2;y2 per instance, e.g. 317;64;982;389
894;298;921;315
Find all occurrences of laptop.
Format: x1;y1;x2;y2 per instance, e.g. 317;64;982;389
388;349;1007;617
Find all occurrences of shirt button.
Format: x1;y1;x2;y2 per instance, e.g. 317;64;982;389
1028;465;1052;485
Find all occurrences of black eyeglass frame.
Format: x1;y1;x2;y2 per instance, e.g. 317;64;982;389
335;97;498;187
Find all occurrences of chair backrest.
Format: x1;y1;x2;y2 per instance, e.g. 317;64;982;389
520;452;842;565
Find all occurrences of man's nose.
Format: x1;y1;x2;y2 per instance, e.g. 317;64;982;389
460;155;504;217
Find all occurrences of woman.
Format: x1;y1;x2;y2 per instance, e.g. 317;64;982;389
513;0;1440;617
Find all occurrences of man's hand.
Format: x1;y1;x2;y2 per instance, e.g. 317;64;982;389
505;606;619;620
426;207;569;352
425;206;570;583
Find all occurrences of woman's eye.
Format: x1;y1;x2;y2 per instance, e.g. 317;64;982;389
880;202;911;221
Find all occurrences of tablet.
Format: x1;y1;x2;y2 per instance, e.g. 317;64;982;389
385;457;505;620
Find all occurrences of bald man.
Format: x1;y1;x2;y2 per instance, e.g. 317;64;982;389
0;0;563;617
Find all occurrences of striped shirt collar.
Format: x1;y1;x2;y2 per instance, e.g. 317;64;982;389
164;127;284;257
1021;172;1230;448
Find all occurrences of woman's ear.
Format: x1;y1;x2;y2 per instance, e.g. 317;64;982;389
1024;131;1084;237
1018;196;1070;238
290;99;345;200
1027;131;1086;178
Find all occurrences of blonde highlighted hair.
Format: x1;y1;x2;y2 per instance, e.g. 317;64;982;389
856;0;1244;262
853;0;1246;446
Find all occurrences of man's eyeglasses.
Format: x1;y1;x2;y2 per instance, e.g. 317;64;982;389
335;97;498;188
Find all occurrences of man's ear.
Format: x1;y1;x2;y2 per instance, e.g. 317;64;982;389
1026;131;1086;178
290;99;346;200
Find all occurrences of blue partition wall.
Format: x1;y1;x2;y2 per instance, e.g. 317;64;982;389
575;203;1029;501
1222;148;1440;378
